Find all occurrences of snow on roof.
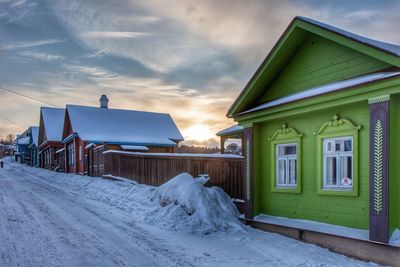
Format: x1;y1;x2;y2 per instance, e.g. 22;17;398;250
85;143;96;149
56;148;65;154
216;125;244;137
120;145;149;151
297;16;400;57
66;105;184;146
41;107;65;142
31;126;39;147
241;72;400;115
103;150;244;159
17;137;30;145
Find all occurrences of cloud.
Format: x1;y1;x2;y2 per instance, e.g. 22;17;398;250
3;39;66;50
10;0;26;8
81;31;149;39
18;51;65;61
63;64;117;79
49;1;235;73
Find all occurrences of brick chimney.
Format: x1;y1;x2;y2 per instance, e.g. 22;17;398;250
99;94;109;108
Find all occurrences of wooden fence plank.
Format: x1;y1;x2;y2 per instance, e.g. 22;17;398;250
102;152;244;200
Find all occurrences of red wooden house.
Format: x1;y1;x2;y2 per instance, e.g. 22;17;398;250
38;107;65;170
62;95;184;175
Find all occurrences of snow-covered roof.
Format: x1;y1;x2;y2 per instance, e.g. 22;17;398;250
120;145;149;151
216;125;244;137
297;16;400;57
31;126;39;147
85;143;96;149
56;148;65;154
17;137;30;145
103;150;244;159
66;105;184;146
41;107;65;142
240;72;400;115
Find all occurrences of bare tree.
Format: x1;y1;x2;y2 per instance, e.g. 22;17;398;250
2;134;15;145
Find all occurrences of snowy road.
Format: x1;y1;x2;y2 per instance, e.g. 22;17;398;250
0;165;193;266
0;160;378;267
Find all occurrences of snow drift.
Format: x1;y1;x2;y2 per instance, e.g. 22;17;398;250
390;229;400;246
4;158;244;234
149;173;243;234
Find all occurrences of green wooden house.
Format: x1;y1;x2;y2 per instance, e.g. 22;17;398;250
228;16;400;244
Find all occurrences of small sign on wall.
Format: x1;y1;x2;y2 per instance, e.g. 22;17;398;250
341;177;352;186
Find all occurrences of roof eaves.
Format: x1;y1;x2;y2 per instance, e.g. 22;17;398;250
238;71;400;116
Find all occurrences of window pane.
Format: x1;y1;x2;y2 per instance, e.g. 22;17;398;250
344;139;352;152
277;146;284;156
284;145;296;155
325;156;337;186
340;155;353;187
277;159;286;185
335;140;342;152
325;141;333;153
288;159;296;185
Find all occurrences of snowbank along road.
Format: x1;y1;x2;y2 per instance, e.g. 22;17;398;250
0;158;379;266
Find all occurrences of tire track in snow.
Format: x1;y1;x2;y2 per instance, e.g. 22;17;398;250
2;166;195;267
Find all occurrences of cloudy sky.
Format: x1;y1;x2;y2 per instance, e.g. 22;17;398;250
1;0;400;145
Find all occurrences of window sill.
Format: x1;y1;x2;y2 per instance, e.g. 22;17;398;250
272;186;301;194
317;188;358;197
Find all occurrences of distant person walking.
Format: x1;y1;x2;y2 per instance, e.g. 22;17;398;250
0;160;3;168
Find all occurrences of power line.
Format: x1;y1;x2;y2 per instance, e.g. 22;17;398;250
0;85;59;107
0;113;25;129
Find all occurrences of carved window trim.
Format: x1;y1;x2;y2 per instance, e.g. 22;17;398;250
314;114;362;196
269;123;303;194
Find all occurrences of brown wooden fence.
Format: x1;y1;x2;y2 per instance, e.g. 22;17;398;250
91;145;105;177
103;151;244;200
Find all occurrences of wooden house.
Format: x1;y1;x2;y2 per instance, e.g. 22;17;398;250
14;131;30;164
38;107;65;170
28;126;39;167
217;125;244;155
62;95;184;175
228;17;400;244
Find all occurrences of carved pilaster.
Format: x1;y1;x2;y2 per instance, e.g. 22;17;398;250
369;95;390;243
243;127;254;220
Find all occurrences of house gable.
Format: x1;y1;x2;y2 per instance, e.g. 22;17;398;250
259;34;391;103
228;16;400;117
38;111;47;146
61;109;74;141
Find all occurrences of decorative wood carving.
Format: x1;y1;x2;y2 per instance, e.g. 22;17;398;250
243;127;254;220
369;96;389;243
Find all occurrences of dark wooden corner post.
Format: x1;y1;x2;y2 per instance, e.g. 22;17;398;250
220;137;226;154
243;127;254;220
368;95;390;243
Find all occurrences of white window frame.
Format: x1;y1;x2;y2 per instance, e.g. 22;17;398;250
68;144;75;167
322;136;353;190
276;143;297;187
79;145;82;161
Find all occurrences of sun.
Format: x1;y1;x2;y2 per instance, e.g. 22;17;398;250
183;124;214;142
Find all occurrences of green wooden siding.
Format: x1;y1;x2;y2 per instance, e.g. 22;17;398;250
389;95;400;234
259;35;390;103
253;102;370;229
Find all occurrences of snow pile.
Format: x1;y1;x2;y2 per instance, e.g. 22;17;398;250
390;229;400;246
4;158;244;235
148;173;244;234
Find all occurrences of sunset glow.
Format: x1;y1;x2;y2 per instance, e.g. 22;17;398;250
183;124;214;142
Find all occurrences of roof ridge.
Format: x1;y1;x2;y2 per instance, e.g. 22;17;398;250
66;104;171;116
41;106;65;111
296;16;400;57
